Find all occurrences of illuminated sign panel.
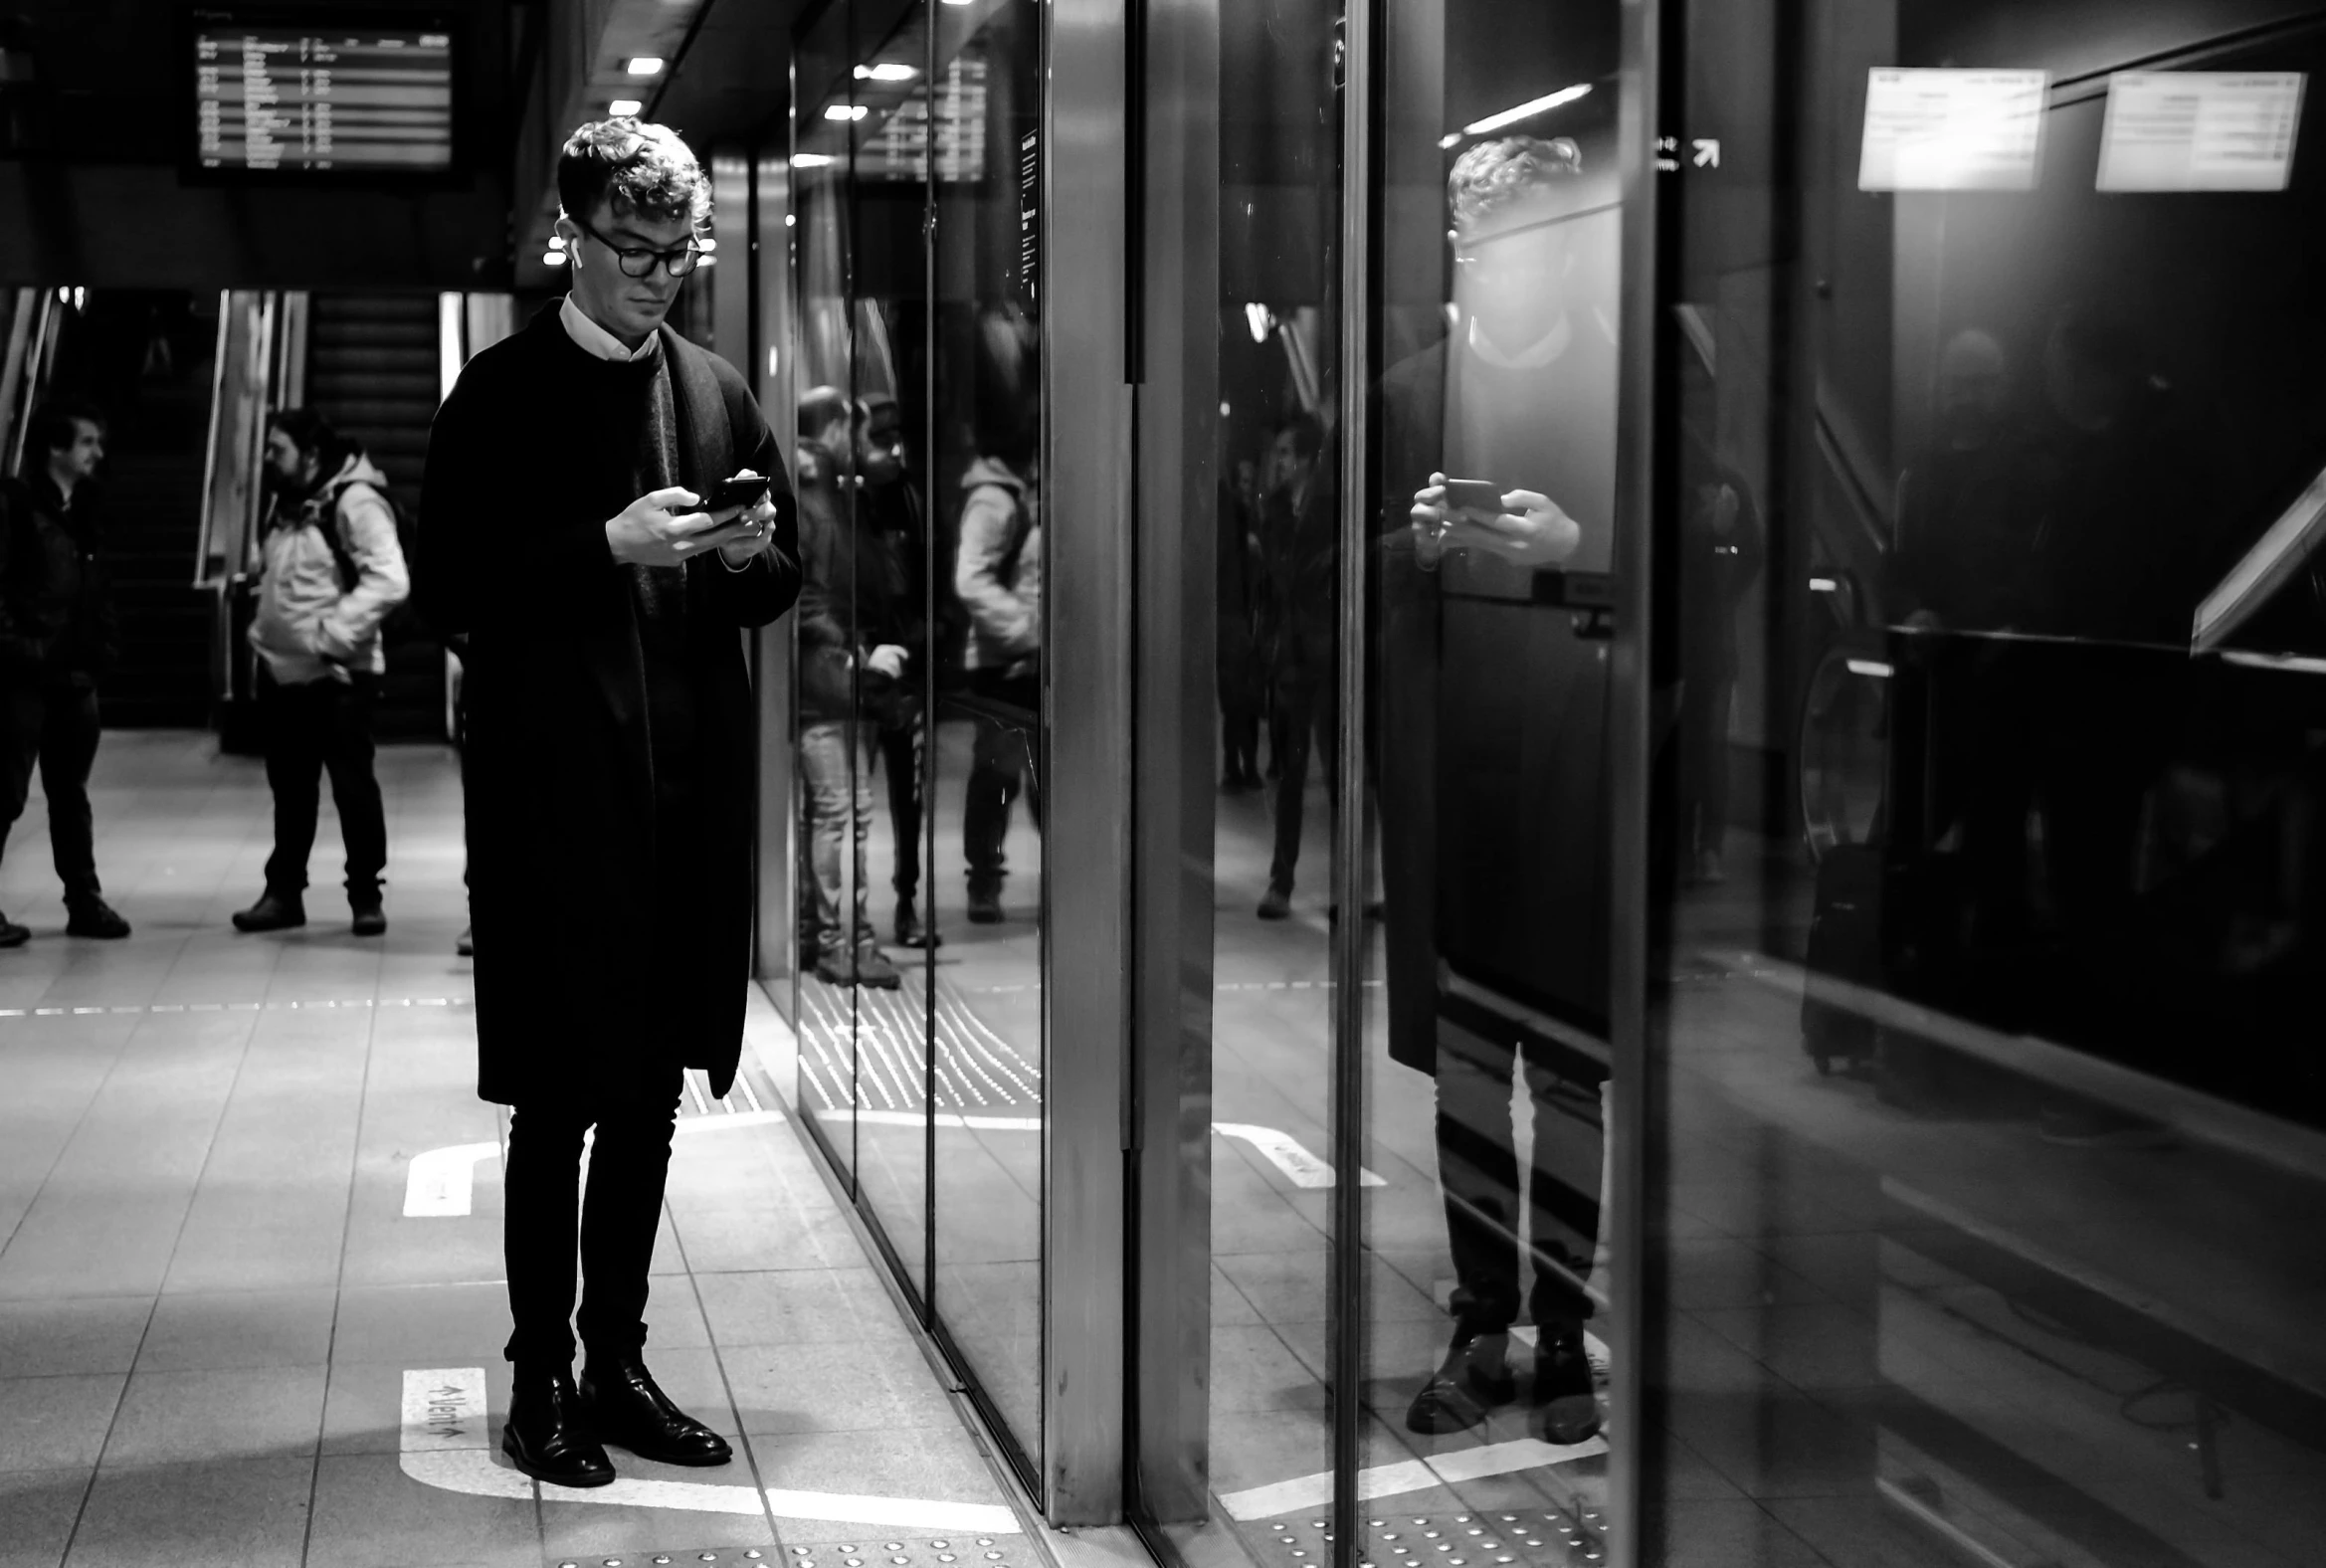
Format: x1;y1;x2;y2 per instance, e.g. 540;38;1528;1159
2097;72;2305;193
1858;68;2048;192
192;22;455;174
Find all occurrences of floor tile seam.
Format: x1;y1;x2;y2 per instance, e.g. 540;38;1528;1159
663;1189;787;1547
308;986;389;1568
0;1000;142;1265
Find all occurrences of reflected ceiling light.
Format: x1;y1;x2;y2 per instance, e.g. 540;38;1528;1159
1438;133;1462;149
610;98;644;115
542;251;568;267
1245;301;1273;344
791;152;837;168
1462;83;1591;136
626;57;665;76
547;234;566;249
696;237;717;251
823;103;870;120
1809;576;1838;593
855;63;918;82
940;0;975;7
1845;658;1894;680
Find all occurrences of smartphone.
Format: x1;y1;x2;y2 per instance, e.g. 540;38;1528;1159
1444;478;1504;514
707;472;770;512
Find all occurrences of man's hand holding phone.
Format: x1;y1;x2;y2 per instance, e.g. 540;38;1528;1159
604;474;777;568
1410;472;1583;571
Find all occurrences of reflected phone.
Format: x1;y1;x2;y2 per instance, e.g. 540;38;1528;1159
1444;478;1504;513
707;472;770;512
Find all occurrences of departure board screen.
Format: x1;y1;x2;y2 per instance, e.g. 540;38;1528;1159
191;21;455;174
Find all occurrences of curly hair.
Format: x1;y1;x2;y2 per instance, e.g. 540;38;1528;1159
557;118;712;229
1448;135;1583;237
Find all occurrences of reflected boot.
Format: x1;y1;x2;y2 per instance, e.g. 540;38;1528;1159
580;1355;732;1467
457;924;474;957
966;879;1005;925
501;1365;615;1487
232;890;305;932
1257;882;1292;920
894;895;941;949
1529;1320;1602;1445
65;896;130;939
350;894;387;937
854;940;902;990
0;912;27;948
1406;1329;1517;1435
813;943;856;987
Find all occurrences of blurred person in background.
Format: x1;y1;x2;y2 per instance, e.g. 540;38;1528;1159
856;392;941;949
233;407;407;938
0;399;127;944
1253;412;1336;918
956;417;1043;925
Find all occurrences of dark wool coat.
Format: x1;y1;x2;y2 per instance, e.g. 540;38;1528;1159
416;306;801;1105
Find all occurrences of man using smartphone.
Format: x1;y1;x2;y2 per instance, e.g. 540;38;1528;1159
415;117;800;1489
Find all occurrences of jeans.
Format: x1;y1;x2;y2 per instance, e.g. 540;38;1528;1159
260;670;386;901
502;1071;684;1368
0;680;102;903
962;671;1042;890
800;718;873;955
1266;670;1337;893
1435;1029;1601;1332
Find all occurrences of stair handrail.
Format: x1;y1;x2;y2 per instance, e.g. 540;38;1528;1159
194;290;282;593
0;287;62;478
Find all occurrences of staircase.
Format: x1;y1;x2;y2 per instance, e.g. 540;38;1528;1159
302;294;446;742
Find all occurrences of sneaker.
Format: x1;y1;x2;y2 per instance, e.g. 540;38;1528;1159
812;946;855;987
351;898;387;937
1406;1330;1517;1435
1529;1320;1603;1445
456;924;474;957
65;897;130;939
232;891;305;932
893;897;941;949
0;914;28;948
966;882;1005;924
854;941;902;990
1257;882;1292;920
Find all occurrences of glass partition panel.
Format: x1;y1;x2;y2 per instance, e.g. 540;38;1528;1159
1359;1;1626;1563
793;0;863;1187
928;0;1048;1478
1646;5;2326;1565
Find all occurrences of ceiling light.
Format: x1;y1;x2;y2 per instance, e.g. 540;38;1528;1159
1438;133;1462;150
1462;84;1591;136
626;57;665;76
696;237;717;251
791;152;837;168
610;98;644;116
855;63;918;82
547;235;566;249
824;103;868;121
542;251;568;266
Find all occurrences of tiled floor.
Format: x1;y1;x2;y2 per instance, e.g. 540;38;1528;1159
0;731;1034;1568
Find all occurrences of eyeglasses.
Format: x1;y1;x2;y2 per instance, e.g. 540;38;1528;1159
570;214;705;278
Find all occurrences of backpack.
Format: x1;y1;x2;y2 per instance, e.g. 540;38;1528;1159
317;478;430;642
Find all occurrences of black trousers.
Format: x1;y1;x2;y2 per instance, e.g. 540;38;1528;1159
963;671;1043;887
1436;1030;1600;1334
259;670;387;901
502;1069;685;1368
0;680;102;903
876;703;924;901
1266;669;1337;893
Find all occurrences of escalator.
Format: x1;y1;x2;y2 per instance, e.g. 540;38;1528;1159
301;294;445;741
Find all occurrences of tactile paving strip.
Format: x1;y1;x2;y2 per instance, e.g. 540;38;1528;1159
779;1535;1030;1568
552;1550;773;1568
1256;1509;1613;1568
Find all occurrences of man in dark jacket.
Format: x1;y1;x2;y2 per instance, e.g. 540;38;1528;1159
794;386;908;989
415;117;800;1491
0;400;128;944
1253;413;1336;919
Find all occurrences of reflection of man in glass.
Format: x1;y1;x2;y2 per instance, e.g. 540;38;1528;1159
1255;413;1336;918
856;394;940;949
1386;136;1614;1446
956;419;1043;924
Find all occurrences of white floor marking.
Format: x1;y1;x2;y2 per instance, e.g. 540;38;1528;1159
854;1109;1046;1131
401;1110;791;1218
1211;1123;1387;1188
399;1369;1023;1529
1216;1434;1609;1520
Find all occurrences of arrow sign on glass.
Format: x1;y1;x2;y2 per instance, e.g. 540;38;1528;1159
1692;138;1721;167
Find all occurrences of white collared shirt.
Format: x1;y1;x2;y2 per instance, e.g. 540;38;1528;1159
560;294;661;363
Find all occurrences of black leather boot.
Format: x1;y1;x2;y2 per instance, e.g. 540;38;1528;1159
231;890;305;933
581;1355;732;1467
1406;1329;1517;1434
501;1365;615;1487
1529;1320;1603;1445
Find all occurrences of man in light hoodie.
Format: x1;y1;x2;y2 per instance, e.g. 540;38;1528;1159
234;408;410;936
954;428;1041;924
